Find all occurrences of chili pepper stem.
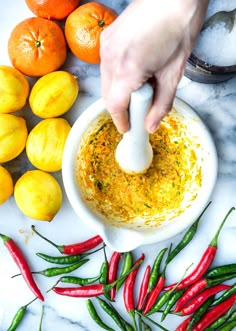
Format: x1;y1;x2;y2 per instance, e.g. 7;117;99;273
129;310;138;331
0;233;10;242
135;311;170;331
138;314;142;331
24;297;38;308
210;207;235;247
38;305;44;331
31;225;63;252
46;279;61;293
166;201;211;265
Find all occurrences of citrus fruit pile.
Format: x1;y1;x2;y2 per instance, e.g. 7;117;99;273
0;66;78;221
8;1;118;76
0;1;118;221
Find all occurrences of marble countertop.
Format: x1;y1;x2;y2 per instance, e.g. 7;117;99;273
1;1;236;330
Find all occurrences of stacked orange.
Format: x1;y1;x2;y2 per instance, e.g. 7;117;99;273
65;2;117;64
25;0;80;20
7;1;118;76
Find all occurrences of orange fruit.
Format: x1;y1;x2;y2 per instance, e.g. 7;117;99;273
8;17;67;77
65;2;117;64
25;0;80;20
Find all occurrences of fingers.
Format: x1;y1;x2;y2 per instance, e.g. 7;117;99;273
100;30;131;134
145;61;186;133
105;83;131;134
145;78;177;133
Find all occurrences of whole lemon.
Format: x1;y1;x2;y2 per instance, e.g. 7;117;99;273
26;118;71;172
0;65;30;114
0;166;14;205
0;114;28;162
14;170;62;221
29;71;79;118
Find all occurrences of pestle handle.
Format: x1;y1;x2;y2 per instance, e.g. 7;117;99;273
127;83;153;141
115;83;154;174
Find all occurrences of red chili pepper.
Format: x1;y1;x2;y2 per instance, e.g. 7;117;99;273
165;207;235;291
175;278;208;312
63;235;103;254
192;293;236;331
53;284;104;297
32;225;103;255
175;316;191;331
175;272;236;312
0;233;44;301
108;251;122;300
180;284;231;315
123;253;145;314
137;265;151;310
54;259;144;298
142;272;165;315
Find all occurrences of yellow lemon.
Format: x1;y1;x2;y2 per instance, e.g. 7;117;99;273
0;65;30;114
14;170;62;221
26;118;71;172
29;71;79;118
0;166;14;205
0;114;28;162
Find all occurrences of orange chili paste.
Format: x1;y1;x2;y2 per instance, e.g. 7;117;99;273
76;111;202;228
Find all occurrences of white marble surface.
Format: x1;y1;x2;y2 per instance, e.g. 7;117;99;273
1;1;236;331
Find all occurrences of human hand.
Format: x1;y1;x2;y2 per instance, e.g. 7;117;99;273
100;0;209;133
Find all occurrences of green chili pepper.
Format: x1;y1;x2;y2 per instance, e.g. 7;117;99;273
7;297;37;331
217;319;236;331
101;298;134;331
212;283;236;306
59;275;101;285
86;299;115;331
100;261;109;284
116;251;133;292
148;247;168;293
187;296;215;331
166;201;211;264
147;284;174;315
33;259;89;277
36;252;87;264
161;289;185;321
206;264;236;278
7;306;27;331
96;297;127;331
147;263;193;316
100;246;109;284
36;245;104;265
226;310;236;322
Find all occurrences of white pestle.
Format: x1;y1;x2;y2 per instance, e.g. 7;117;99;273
115;83;154;174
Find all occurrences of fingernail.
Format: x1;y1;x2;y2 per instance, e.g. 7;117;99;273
148;122;158;133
